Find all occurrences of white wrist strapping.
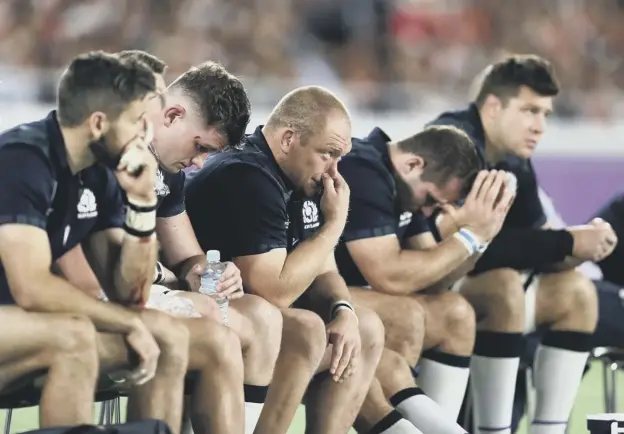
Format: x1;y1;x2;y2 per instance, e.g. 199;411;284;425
453;228;488;255
124;198;157;238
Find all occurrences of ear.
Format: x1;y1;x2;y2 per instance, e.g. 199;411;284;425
163;104;185;127
87;111;109;141
482;94;502;119
279;128;296;154
406;154;425;173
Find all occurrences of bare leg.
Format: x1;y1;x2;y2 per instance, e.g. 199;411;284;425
98;309;189;434
253;309;327;434
0;307;99;427
183;317;245;434
304;306;384;434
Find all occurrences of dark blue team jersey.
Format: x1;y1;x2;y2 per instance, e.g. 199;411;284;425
0;111;125;304
334;127;431;287
154;165;185;218
427;104;547;230
184;125;323;263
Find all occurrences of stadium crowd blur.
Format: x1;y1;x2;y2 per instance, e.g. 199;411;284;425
1;0;624;119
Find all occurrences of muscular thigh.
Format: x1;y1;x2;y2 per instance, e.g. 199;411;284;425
349;286;424;351
0;307;87;390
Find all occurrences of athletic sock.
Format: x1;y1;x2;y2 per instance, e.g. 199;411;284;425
531;331;592;434
368;410;423;434
390;387;467;434
471;331;523;434
244;384;269;434
418;350;471;419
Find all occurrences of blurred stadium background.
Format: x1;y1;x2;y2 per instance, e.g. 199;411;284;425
1;0;624;432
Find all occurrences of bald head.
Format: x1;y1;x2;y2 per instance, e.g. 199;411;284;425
265;86;350;143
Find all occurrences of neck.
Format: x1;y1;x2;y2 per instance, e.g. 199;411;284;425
386;141;402;172
59;125;96;174
479;112;506;165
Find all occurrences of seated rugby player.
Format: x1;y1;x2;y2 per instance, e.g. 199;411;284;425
185;86;385;434
335;125;513;434
427;54;616;434
55;52;276;434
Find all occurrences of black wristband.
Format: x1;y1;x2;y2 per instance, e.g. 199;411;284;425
123;223;155;239
126;201;158;213
330;301;355;319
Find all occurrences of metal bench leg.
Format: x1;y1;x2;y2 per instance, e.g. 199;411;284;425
610;363;618;412
4;409;12;434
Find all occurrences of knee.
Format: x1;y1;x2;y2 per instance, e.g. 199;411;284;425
52;314;98;356
440;292;476;335
142;310;190;368
384;298;425;363
559;271;598;323
202;320;243;365
477;269;525;317
283;309;327;363
356;307;385;361
244;295;283;348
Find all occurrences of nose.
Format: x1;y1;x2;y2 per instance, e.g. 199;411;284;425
326;160;338;177
532;113;546;135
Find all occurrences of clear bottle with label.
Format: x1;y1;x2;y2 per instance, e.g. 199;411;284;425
199;250;228;325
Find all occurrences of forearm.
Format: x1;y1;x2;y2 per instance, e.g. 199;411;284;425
385;237;472;295
276;221;344;302
473;228;574;274
428;253;480;292
113;234;159;304
21;273;139;333
306;271;352;320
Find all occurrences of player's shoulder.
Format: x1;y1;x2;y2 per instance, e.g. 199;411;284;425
426;104;483;139
342;128;394;180
0;114;56;165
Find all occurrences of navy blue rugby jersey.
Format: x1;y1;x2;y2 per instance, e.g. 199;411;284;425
334;127;431;287
184;125;325;263
0;111;125;304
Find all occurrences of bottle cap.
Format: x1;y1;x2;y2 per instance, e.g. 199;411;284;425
206;250;220;262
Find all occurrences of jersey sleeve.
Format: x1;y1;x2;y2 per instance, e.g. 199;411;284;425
0;145;55;229
157;171;186;218
196;164;289;257
403;211;431;238
339;158;397;242
91;169;125;233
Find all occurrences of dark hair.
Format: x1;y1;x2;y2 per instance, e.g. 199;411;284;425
169;61;251;149
475;54;559;108
117;50;167;74
57;51;156;127
396;125;481;191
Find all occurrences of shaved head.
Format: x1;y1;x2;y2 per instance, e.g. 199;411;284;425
265;86;350;143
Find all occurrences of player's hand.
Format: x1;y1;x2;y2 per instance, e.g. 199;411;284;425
320;171;350;226
445;170;514;242
216;262;244;300
569;218;618;262
116;119;158;204
124;320;160;386
181;262;204;292
326;309;360;383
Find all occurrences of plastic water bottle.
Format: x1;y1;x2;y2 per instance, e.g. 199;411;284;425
199;250;228;325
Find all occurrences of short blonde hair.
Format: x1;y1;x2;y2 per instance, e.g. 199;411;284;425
265;86;350;142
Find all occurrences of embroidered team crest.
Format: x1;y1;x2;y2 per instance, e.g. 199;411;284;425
154;169;170;198
302;200;320;230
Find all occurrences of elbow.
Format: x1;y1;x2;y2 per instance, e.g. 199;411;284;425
11;283;43;311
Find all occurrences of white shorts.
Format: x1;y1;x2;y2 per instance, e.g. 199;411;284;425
145;285;201;318
451;272;540;335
